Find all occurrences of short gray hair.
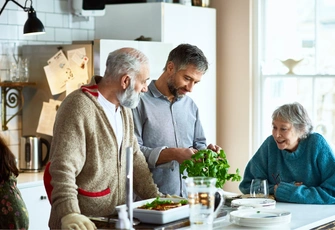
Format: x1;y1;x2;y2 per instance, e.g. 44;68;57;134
163;43;208;74
104;47;149;81
272;102;313;139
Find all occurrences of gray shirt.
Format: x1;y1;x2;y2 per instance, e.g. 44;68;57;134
132;80;207;197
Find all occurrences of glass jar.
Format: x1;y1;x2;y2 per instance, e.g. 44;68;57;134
2;42;20;82
18;57;29;82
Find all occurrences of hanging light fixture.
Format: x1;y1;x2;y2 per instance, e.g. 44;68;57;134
0;0;45;35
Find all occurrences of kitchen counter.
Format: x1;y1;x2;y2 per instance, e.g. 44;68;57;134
91;210;228;230
92;218;190;230
179;202;335;230
17;171;44;189
91;202;335;230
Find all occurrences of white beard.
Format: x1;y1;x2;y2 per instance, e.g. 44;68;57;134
117;85;141;109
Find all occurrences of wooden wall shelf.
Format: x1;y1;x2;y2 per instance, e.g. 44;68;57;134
0;81;36;130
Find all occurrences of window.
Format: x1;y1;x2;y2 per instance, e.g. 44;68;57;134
260;0;335;148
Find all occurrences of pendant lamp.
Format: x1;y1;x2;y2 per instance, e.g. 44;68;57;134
0;0;45;35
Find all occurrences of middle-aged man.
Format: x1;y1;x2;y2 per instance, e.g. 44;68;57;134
132;44;222;198
44;47;162;230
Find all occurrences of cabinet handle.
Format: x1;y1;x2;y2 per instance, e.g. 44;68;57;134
40;195;47;200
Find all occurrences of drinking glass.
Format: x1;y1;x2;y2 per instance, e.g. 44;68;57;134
250;179;269;198
185;177;224;230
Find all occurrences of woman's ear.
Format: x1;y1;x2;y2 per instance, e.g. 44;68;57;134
120;75;131;89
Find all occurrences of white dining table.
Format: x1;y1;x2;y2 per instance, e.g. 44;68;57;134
178;202;335;230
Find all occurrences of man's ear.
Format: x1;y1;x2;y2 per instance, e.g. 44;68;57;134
120;75;131;89
167;61;175;73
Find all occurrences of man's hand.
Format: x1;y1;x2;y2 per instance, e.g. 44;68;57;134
207;143;222;153
61;213;97;230
174;148;196;164
158;147;195;165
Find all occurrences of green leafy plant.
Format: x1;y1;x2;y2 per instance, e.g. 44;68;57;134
180;149;241;188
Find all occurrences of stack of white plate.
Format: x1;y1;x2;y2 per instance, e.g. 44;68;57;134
230;208;291;228
231;198;276;209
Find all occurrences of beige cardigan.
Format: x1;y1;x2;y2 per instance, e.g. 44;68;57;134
48;76;160;229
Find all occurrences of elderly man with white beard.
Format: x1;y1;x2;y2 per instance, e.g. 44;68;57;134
44;47;163;230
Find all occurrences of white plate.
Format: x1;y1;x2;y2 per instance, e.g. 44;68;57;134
222;191;240;198
230;208;291;228
115;198;189;224
231;198;276;209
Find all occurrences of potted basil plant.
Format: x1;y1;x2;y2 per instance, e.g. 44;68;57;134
180;149;241;208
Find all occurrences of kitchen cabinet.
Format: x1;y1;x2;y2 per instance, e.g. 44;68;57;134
93;39;174;81
18;173;50;230
95;3;217;143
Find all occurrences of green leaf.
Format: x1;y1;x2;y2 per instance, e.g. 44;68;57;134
140;197;188;209
180;149;241;188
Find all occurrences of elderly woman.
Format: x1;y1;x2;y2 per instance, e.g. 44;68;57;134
239;102;335;204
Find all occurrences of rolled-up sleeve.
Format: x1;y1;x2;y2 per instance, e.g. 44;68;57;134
140;145;169;168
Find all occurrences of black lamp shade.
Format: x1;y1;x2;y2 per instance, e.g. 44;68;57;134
23;7;45;35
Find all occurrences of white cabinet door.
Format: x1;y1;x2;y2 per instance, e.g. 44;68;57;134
138;41;174;80
161;4;217;145
20;185;51;230
95;3;163;41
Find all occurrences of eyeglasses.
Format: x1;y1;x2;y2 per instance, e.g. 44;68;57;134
272;173;281;185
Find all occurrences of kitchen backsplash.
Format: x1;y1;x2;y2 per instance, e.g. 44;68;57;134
0;0;95;159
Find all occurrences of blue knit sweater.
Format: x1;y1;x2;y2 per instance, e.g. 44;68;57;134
239;133;335;204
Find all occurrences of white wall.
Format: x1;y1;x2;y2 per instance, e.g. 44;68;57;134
0;0;95;159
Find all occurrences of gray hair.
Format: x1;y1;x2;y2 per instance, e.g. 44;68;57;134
272;102;313;139
104;47;149;82
163;44;208;74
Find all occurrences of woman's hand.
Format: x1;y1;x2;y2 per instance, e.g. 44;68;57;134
274;184;278;194
274;181;303;198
